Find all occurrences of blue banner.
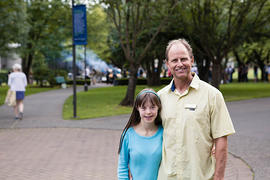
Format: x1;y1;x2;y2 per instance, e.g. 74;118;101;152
72;5;87;45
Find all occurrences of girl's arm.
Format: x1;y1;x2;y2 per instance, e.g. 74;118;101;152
117;136;130;180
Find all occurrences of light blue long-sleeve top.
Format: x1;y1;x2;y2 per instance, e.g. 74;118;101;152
118;126;163;180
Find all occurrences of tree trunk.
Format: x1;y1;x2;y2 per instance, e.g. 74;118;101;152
233;50;243;82
197;58;210;83
253;50;266;81
211;61;221;89
25;54;33;82
22;42;33;82
120;63;138;106
146;58;162;86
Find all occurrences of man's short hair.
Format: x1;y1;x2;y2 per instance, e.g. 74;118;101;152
165;38;193;61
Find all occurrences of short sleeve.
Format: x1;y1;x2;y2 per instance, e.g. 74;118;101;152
117;132;130;180
210;91;235;139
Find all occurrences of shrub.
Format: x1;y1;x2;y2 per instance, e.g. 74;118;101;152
0;73;8;84
114;77;172;85
66;79;91;85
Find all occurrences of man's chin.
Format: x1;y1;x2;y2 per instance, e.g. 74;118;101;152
174;73;187;80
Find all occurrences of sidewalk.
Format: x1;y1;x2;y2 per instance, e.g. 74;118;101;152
0;84;254;180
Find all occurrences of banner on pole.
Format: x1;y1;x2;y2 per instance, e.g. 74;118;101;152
72;5;87;45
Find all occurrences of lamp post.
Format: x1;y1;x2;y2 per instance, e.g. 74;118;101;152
72;0;77;118
84;44;88;91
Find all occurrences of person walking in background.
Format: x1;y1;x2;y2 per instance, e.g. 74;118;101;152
118;89;163;180
157;39;235;180
8;64;27;120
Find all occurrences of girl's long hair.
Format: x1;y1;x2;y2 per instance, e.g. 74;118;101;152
118;88;162;154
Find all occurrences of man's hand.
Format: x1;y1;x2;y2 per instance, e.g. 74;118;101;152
213;136;228;180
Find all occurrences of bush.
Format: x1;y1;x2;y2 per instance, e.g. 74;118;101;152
47;70;68;86
33;65;50;86
66;79;91;85
33;66;68;87
114;77;172;86
0;73;8;84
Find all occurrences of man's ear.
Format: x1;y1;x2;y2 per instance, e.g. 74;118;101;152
191;56;195;64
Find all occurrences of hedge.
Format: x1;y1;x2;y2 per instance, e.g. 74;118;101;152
0;73;8;84
114;77;172;86
66;79;91;85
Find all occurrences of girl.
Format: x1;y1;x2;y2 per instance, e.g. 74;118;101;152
118;89;163;180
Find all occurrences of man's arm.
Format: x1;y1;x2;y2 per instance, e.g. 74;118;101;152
213;136;228;180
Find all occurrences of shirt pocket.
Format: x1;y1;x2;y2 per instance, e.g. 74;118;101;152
182;105;211;142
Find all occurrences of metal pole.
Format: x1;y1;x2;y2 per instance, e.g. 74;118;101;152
72;0;77;118
84;44;88;91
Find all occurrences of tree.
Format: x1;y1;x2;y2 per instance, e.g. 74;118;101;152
86;4;111;61
240;40;270;81
102;0;178;106
0;0;28;56
19;0;71;80
179;0;270;89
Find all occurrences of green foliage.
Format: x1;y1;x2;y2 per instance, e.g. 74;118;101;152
115;78;172;85
66;79;91;85
0;0;28;56
32;60;68;87
0;73;8;84
0;86;9;105
18;0;71;78
174;0;270;88
221;83;270;101
87;5;111;60
47;70;68;86
32;65;50;86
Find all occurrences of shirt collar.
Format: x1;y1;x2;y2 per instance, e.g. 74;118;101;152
170;73;200;92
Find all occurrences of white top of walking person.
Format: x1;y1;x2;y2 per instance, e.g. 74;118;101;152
8;64;27;91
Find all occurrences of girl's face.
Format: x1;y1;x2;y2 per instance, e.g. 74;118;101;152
137;100;159;125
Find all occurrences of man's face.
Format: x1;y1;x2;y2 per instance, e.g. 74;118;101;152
166;43;194;80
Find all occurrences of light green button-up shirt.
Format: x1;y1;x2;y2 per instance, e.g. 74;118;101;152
157;74;235;180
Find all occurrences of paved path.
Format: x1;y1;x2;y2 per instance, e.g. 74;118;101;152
227;98;270;180
1;84;267;180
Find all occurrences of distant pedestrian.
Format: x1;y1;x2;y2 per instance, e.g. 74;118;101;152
8;64;27;120
226;65;234;83
118;89;163;180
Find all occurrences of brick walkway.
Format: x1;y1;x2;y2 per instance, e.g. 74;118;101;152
0;85;254;180
0;128;253;180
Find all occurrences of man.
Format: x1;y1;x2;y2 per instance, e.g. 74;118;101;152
157;39;235;180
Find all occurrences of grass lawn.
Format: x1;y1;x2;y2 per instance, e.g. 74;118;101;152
0;85;59;106
63;86;156;119
221;82;270;101
63;82;270;120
